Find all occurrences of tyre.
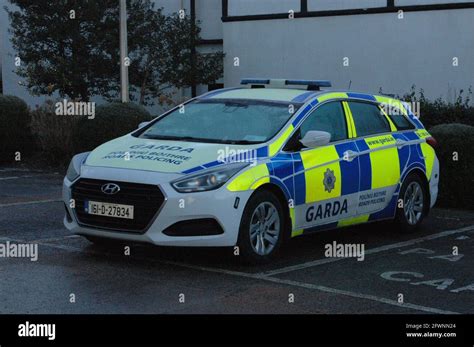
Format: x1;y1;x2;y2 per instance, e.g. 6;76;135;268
395;172;429;233
237;190;286;264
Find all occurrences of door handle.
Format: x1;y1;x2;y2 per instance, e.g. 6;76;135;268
343;150;358;162
396;139;408;148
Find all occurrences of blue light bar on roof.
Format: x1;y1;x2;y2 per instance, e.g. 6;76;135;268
285;80;332;88
240;78;331;91
241;79;271;85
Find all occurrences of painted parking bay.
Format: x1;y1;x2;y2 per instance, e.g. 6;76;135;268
272;226;474;313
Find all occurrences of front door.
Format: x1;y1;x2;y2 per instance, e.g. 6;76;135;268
291;101;360;231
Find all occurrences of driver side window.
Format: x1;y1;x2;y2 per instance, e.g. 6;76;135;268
300;101;348;143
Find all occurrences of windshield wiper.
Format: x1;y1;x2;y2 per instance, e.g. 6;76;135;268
142;135;207;142
141;134;262;145
226;140;261;145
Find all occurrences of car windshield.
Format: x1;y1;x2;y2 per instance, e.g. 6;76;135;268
137;99;301;144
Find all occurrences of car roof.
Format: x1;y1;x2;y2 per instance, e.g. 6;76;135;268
200;87;399;106
200;87;322;103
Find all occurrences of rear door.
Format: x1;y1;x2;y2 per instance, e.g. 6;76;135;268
290;101;360;231
346;101;400;216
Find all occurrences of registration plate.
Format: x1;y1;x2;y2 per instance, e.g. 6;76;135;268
86;201;134;219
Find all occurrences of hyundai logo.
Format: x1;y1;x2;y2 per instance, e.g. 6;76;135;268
101;183;121;195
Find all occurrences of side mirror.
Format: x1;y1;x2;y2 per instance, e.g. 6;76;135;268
299;130;331;149
138;121;150;129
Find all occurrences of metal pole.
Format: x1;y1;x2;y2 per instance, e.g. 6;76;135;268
190;0;197;97
120;0;129;102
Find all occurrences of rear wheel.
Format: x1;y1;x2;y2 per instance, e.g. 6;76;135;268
237;190;286;264
395;173;428;233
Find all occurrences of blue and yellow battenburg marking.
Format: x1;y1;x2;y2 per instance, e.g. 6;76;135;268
190;90;434;237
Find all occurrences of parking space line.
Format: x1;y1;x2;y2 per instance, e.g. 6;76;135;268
0;199;62;207
0;174;60;181
260;225;474;277
30;235;80;244
25;238;459;315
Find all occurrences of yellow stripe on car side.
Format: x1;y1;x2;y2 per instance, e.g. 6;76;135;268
342;101;357;138
374;96;408;116
364;134;400;189
338;214;370;227
415;129;434;179
290;208;304;237
416;129;431;139
300;146;341;203
379;106;397;131
317;92;348;103
227;164;269;192
268;124;294;157
419;142;435;179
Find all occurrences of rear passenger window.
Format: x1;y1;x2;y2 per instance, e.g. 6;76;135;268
348;102;391;137
382;105;415;130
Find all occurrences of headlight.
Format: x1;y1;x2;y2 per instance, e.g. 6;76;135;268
66;152;90;182
172;162;249;193
66;160;79;182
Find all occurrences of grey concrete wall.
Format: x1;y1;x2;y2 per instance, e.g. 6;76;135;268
223;7;474;103
196;0;222;40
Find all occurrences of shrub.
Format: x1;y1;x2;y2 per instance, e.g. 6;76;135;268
0;95;31;163
429;123;474;209
401;86;473;129
72;102;152;154
30;100;81;165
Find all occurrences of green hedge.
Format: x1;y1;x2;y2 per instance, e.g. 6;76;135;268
429;123;474;209
72;102;152;154
0;95;32;162
401;87;473;129
30;100;81;164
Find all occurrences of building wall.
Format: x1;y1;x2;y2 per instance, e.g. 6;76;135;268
223;1;474;103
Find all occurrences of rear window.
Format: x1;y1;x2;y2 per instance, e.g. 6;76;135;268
382;104;415;130
347;101;391;137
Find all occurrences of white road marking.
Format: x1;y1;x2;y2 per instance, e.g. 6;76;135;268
260;225;474;277
16;237;459;315
30;235;80;244
0;174;60;181
0;199;62;208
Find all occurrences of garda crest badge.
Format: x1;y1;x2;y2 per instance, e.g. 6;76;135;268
323;168;336;193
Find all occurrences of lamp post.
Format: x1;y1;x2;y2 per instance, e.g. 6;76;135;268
120;0;129;102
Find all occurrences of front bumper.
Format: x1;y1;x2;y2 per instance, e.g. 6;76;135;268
63;165;252;247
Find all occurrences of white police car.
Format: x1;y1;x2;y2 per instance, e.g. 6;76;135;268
63;79;439;263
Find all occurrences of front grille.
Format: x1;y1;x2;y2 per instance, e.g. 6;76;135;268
71;178;165;233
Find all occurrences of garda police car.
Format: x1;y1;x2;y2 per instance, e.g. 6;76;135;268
63;79;439;263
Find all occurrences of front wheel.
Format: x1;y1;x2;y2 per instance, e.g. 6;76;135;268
395;173;428;233
237;190;286;265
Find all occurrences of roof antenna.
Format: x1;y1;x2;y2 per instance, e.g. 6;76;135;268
348;80;352;90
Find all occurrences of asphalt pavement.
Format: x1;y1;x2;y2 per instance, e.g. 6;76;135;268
1;167;473;314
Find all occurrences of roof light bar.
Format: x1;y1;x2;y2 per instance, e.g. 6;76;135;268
240;78;332;91
286;80;332;88
240;79;271;85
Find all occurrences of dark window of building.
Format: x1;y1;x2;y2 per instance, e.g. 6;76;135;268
208;83;224;91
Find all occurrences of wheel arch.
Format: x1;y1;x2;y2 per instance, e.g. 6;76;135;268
401;167;431;215
251;183;292;240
